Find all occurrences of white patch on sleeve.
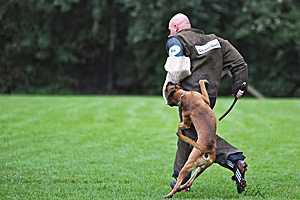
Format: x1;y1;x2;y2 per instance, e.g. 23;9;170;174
195;39;221;55
169;45;181;56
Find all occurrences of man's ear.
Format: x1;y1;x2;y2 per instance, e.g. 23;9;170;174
174;24;178;32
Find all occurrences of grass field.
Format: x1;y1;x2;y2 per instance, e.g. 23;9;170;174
1;95;299;199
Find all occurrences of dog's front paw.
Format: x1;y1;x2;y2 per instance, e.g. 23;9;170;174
178;122;185;130
178;122;190;130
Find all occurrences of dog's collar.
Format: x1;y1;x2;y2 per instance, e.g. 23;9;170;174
177;91;186;107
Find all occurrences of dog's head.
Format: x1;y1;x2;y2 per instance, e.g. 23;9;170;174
164;81;183;107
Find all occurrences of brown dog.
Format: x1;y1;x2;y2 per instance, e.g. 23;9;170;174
163;80;217;199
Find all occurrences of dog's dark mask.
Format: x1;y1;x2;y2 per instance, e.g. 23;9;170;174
165;81;182;107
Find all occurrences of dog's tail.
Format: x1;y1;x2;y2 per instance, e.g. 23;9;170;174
176;132;211;153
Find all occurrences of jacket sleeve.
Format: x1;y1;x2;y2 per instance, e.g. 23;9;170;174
221;39;248;95
166;37;184;57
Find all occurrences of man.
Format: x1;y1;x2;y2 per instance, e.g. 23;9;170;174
163;13;248;194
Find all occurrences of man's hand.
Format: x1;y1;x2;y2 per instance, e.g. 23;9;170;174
236;89;244;99
235;82;247;99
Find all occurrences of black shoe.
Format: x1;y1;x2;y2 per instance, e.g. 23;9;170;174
170;181;191;192
232;160;248;194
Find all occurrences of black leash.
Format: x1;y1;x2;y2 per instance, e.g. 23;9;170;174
219;82;246;121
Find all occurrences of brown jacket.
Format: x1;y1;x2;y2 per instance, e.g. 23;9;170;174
174;28;248;98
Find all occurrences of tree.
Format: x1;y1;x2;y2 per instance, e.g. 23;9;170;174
232;0;300;97
1;0;299;96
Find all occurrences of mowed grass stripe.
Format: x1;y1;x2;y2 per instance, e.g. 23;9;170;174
0;95;299;199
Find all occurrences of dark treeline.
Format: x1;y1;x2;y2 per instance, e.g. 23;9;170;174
1;0;300;97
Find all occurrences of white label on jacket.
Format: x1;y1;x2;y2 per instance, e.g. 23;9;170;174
195;39;221;55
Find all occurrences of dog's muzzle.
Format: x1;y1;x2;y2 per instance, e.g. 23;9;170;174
166;87;177;107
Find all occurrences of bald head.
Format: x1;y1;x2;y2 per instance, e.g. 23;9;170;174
168;13;191;36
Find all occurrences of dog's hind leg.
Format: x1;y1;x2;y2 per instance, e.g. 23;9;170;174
164;148;206;198
180;153;215;190
163;151;200;199
179;167;205;189
164;166;196;198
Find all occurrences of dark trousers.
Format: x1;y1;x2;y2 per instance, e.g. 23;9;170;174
173;98;245;179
